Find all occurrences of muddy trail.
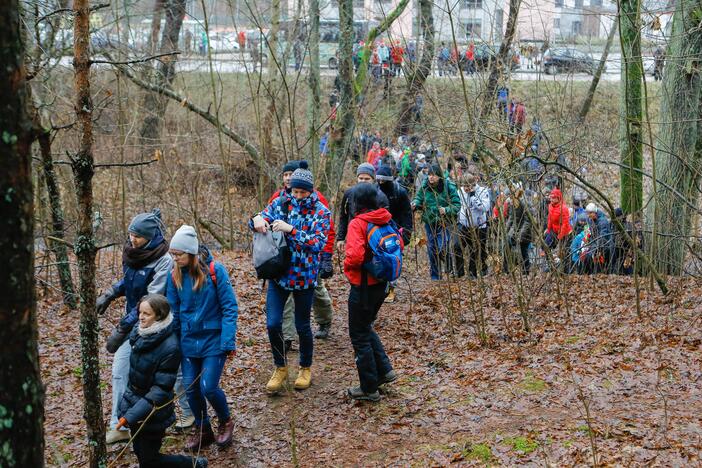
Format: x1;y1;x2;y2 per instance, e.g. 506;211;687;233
40;250;702;466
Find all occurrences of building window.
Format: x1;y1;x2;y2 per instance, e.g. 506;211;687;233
571;21;582;35
464;0;482;8
554;18;560;28
353;0;365;6
590;0;602;6
574;0;583;7
463;19;482;38
494;9;504;38
554;0;564;6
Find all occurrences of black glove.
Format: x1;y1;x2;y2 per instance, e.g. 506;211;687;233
319;252;334;279
469;191;475;197
96;286;118;315
106;326;129;354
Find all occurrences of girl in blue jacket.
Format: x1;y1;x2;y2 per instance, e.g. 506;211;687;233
166;225;239;451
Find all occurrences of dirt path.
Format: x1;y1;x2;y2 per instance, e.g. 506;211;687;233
40;251;702;466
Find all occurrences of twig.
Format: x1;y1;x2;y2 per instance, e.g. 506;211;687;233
91;51;180;66
47;235;74;248
94;158;158;168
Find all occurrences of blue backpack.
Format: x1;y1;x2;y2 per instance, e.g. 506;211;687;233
363;222;403;282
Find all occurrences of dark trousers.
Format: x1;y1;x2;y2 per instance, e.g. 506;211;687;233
504;239;530;274
453;225;488;277
348;283;393;394
266;282;314;367
131;428;195;467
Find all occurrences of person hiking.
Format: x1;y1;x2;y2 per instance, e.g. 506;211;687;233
376;165;413;302
454;173;491;278
544;187;573;265
343;183;401;401
438;43;450;76
115;294;207;468
510;99;527;134
336;163;390;250
367;141;385;168
585;203;614;273
412;164;461;280
505;188;533;274
166;225;239;450
268;161;335;344
250;162;331;394
496;85;509;119
570;212;594;274
98;209;193;444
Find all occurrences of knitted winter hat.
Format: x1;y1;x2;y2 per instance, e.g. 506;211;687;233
585;203;598;213
282;160;300;174
375;165;394;182
170;225;199;255
356;162;376;178
290;160;314;192
128;208;163;241
428;164;443;176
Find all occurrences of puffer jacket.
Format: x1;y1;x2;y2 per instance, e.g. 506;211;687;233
546;188;573;240
113;231;173;331
251;190;331;290
166;247;238;358
268;188;336;255
118;316;179;432
337;185;389;242
507;201;533;243
412;178;462;226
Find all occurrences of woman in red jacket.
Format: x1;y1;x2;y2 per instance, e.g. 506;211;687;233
343;183;400;401
545;187;573;261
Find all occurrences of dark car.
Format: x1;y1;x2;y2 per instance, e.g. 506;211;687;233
542;48;597;75
463;44;520;71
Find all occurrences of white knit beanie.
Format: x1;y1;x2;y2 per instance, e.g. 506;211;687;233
170;225;199;255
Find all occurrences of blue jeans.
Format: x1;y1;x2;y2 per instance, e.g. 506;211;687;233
425;223;452;280
181;354;230;427
266;282;314;368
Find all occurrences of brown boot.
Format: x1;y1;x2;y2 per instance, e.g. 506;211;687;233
185;424;215;451
216;418;234;447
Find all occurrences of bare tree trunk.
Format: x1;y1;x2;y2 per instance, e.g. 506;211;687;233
0;2;45;466
307;0;321;168
262;0;282;166
578;21;618;122
72;1;107;465
396;0;435;136
619;0;644;215
139;0;186;150
149;0;165;54
321;0;355;194
648;0;702;275
482;0;520;120
38;130;76;309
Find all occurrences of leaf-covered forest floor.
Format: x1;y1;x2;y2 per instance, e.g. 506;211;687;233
40;250;702;466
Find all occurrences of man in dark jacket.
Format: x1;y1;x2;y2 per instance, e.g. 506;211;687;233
585;203;613;273
375;165;413;302
505;189;533;273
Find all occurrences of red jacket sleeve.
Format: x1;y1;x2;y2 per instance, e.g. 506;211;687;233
558;205;573;239
267;188;282;205
344;219;366;271
316;190;336;254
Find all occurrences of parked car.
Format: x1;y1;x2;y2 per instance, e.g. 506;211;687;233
462;44;520;71
542;48;597;75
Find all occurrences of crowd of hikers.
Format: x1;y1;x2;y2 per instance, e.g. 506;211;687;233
98;124;643;465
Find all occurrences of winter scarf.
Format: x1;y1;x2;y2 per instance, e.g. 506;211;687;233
122;231;169;270
138;312;174;337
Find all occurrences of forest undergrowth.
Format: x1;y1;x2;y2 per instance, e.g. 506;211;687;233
39;249;702;466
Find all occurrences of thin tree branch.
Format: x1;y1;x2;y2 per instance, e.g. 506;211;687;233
94;158;158;168
91;51;180;65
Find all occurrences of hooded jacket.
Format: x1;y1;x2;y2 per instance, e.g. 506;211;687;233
166;247;238;358
251;190;331;290
118;317;179;432
344;208;403;286
546;188;573;240
268;188;336;255
378;181;413;244
337;185;389;242
113;231;174;332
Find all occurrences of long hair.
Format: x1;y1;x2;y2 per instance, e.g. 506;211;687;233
171;253;207;291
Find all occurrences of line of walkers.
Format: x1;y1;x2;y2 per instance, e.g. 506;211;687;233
100;160;412;466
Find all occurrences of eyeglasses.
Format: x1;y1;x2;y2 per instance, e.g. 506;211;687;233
170;251;188;258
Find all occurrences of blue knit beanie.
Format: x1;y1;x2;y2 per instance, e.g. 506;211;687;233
128;208;162;240
282;160;300;174
290;160;314;192
356;162;376;178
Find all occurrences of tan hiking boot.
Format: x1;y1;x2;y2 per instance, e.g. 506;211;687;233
106;429;130;444
294;367;312;390
384;287;396;303
266;366;288;394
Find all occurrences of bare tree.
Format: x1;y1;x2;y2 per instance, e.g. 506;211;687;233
0;1;45;465
72;0;106;465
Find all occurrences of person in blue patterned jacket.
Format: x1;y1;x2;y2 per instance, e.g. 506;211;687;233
250;161;331;394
